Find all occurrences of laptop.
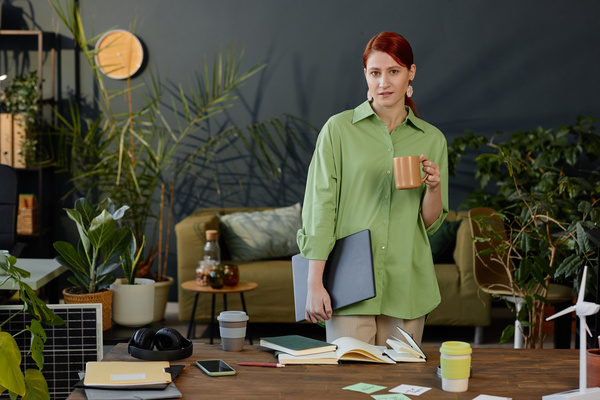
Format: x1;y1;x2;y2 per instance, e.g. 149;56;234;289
292;229;376;322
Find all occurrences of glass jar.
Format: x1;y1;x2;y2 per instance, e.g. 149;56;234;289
208;267;224;289
223;264;239;286
195;261;211;286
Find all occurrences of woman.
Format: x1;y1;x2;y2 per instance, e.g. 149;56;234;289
296;31;448;346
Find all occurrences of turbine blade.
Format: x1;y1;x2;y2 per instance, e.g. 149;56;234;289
583;319;592;337
546;306;577;321
578;265;589;305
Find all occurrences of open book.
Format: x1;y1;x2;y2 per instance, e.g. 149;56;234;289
277;336;395;365
384;326;427;362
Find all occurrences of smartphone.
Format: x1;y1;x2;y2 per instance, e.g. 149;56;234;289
196;359;236;376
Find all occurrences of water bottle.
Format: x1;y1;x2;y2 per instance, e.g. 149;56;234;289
203;229;221;268
203;229;223;288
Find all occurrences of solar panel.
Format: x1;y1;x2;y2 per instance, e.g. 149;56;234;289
0;303;103;400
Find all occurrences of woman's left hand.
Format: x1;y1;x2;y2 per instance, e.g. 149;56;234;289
421;154;440;191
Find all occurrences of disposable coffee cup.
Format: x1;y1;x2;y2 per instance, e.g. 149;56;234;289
217;311;248;351
439;341;472;392
393;155;429;190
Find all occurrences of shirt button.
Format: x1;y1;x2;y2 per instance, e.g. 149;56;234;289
383;219;387;224
386;170;391;175
387;148;392;152
381;245;386;250
385;195;389;200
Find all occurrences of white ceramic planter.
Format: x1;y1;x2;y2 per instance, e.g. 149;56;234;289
111;278;155;327
153;276;174;322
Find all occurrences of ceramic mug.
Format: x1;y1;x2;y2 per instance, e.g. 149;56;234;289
393;155;429;190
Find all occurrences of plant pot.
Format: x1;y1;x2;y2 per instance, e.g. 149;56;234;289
62;287;113;331
153;276;174;322
588;349;600;388
111;278;155;328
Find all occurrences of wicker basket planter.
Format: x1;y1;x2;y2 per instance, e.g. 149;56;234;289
62;287;113;330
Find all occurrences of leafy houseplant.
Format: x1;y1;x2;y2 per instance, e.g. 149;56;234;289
0;253;64;399
449;116;600;348
53;197;136;330
48;0;314;290
1;71;41;166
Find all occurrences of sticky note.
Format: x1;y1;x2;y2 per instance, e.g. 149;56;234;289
389;384;431;396
343;383;387;394
372;394;410;400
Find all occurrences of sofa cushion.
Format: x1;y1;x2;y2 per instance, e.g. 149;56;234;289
429;219;462;264
218;203;302;262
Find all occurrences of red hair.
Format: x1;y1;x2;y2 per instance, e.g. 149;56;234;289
363;31;419;117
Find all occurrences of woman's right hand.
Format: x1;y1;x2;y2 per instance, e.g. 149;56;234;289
305;260;332;323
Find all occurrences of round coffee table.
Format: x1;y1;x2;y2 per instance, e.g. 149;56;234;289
181;280;258;344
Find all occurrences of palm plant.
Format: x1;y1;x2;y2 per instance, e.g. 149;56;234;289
48;0;313;281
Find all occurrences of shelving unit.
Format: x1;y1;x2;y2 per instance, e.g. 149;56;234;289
1;29;56;257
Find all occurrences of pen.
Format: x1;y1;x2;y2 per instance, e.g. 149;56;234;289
237;362;285;368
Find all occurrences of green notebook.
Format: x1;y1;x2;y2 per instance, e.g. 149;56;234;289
259;335;337;356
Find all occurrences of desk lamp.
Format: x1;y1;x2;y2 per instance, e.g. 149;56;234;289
543;265;600;399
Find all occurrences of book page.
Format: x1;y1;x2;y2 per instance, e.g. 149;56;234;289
277;351;340;365
333;337;395;364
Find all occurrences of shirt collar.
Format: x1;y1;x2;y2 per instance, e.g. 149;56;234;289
352;100;426;133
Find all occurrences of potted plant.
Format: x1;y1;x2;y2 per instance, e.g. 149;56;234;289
1;71;41;167
48;0;314;321
0;252;64;399
110;233;156;328
449;116;600;348
53;197;133;330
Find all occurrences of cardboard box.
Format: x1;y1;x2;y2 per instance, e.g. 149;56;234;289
17;194;39;235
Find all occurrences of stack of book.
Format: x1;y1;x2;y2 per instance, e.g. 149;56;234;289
259;328;426;366
81;361;183;399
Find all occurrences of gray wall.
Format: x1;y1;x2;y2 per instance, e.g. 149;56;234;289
4;0;599;209
2;0;599;297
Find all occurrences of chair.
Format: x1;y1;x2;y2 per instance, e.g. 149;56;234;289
0;164;26;257
468;207;572;348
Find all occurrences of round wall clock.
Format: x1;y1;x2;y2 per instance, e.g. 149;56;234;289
95;29;144;79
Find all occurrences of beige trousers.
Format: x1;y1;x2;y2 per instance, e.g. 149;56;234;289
325;314;426;346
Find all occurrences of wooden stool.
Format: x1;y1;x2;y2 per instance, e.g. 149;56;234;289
181;280;258;344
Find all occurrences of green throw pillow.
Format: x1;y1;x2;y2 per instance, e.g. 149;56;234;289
218;203;302;262
429;219;462;264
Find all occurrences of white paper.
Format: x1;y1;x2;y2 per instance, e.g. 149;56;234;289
389;384;431;396
472;395;512;400
110;374;146;381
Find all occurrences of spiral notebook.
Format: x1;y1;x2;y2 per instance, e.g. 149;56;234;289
292;229;375;322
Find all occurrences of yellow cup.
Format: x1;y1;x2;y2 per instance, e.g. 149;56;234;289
440;341;472;392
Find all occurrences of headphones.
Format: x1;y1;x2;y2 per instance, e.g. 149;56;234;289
128;327;193;361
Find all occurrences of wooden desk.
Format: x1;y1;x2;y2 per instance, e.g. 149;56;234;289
67;343;581;399
0;258;66;303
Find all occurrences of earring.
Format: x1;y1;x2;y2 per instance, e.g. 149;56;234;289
406;85;413;98
367;90;372;101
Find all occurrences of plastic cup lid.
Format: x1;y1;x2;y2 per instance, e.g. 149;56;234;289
217;311;249;322
440;341;472;355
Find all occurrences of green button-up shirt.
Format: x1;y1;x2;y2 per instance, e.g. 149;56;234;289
297;101;449;319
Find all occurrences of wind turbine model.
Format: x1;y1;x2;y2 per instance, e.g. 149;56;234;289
543;265;600;400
